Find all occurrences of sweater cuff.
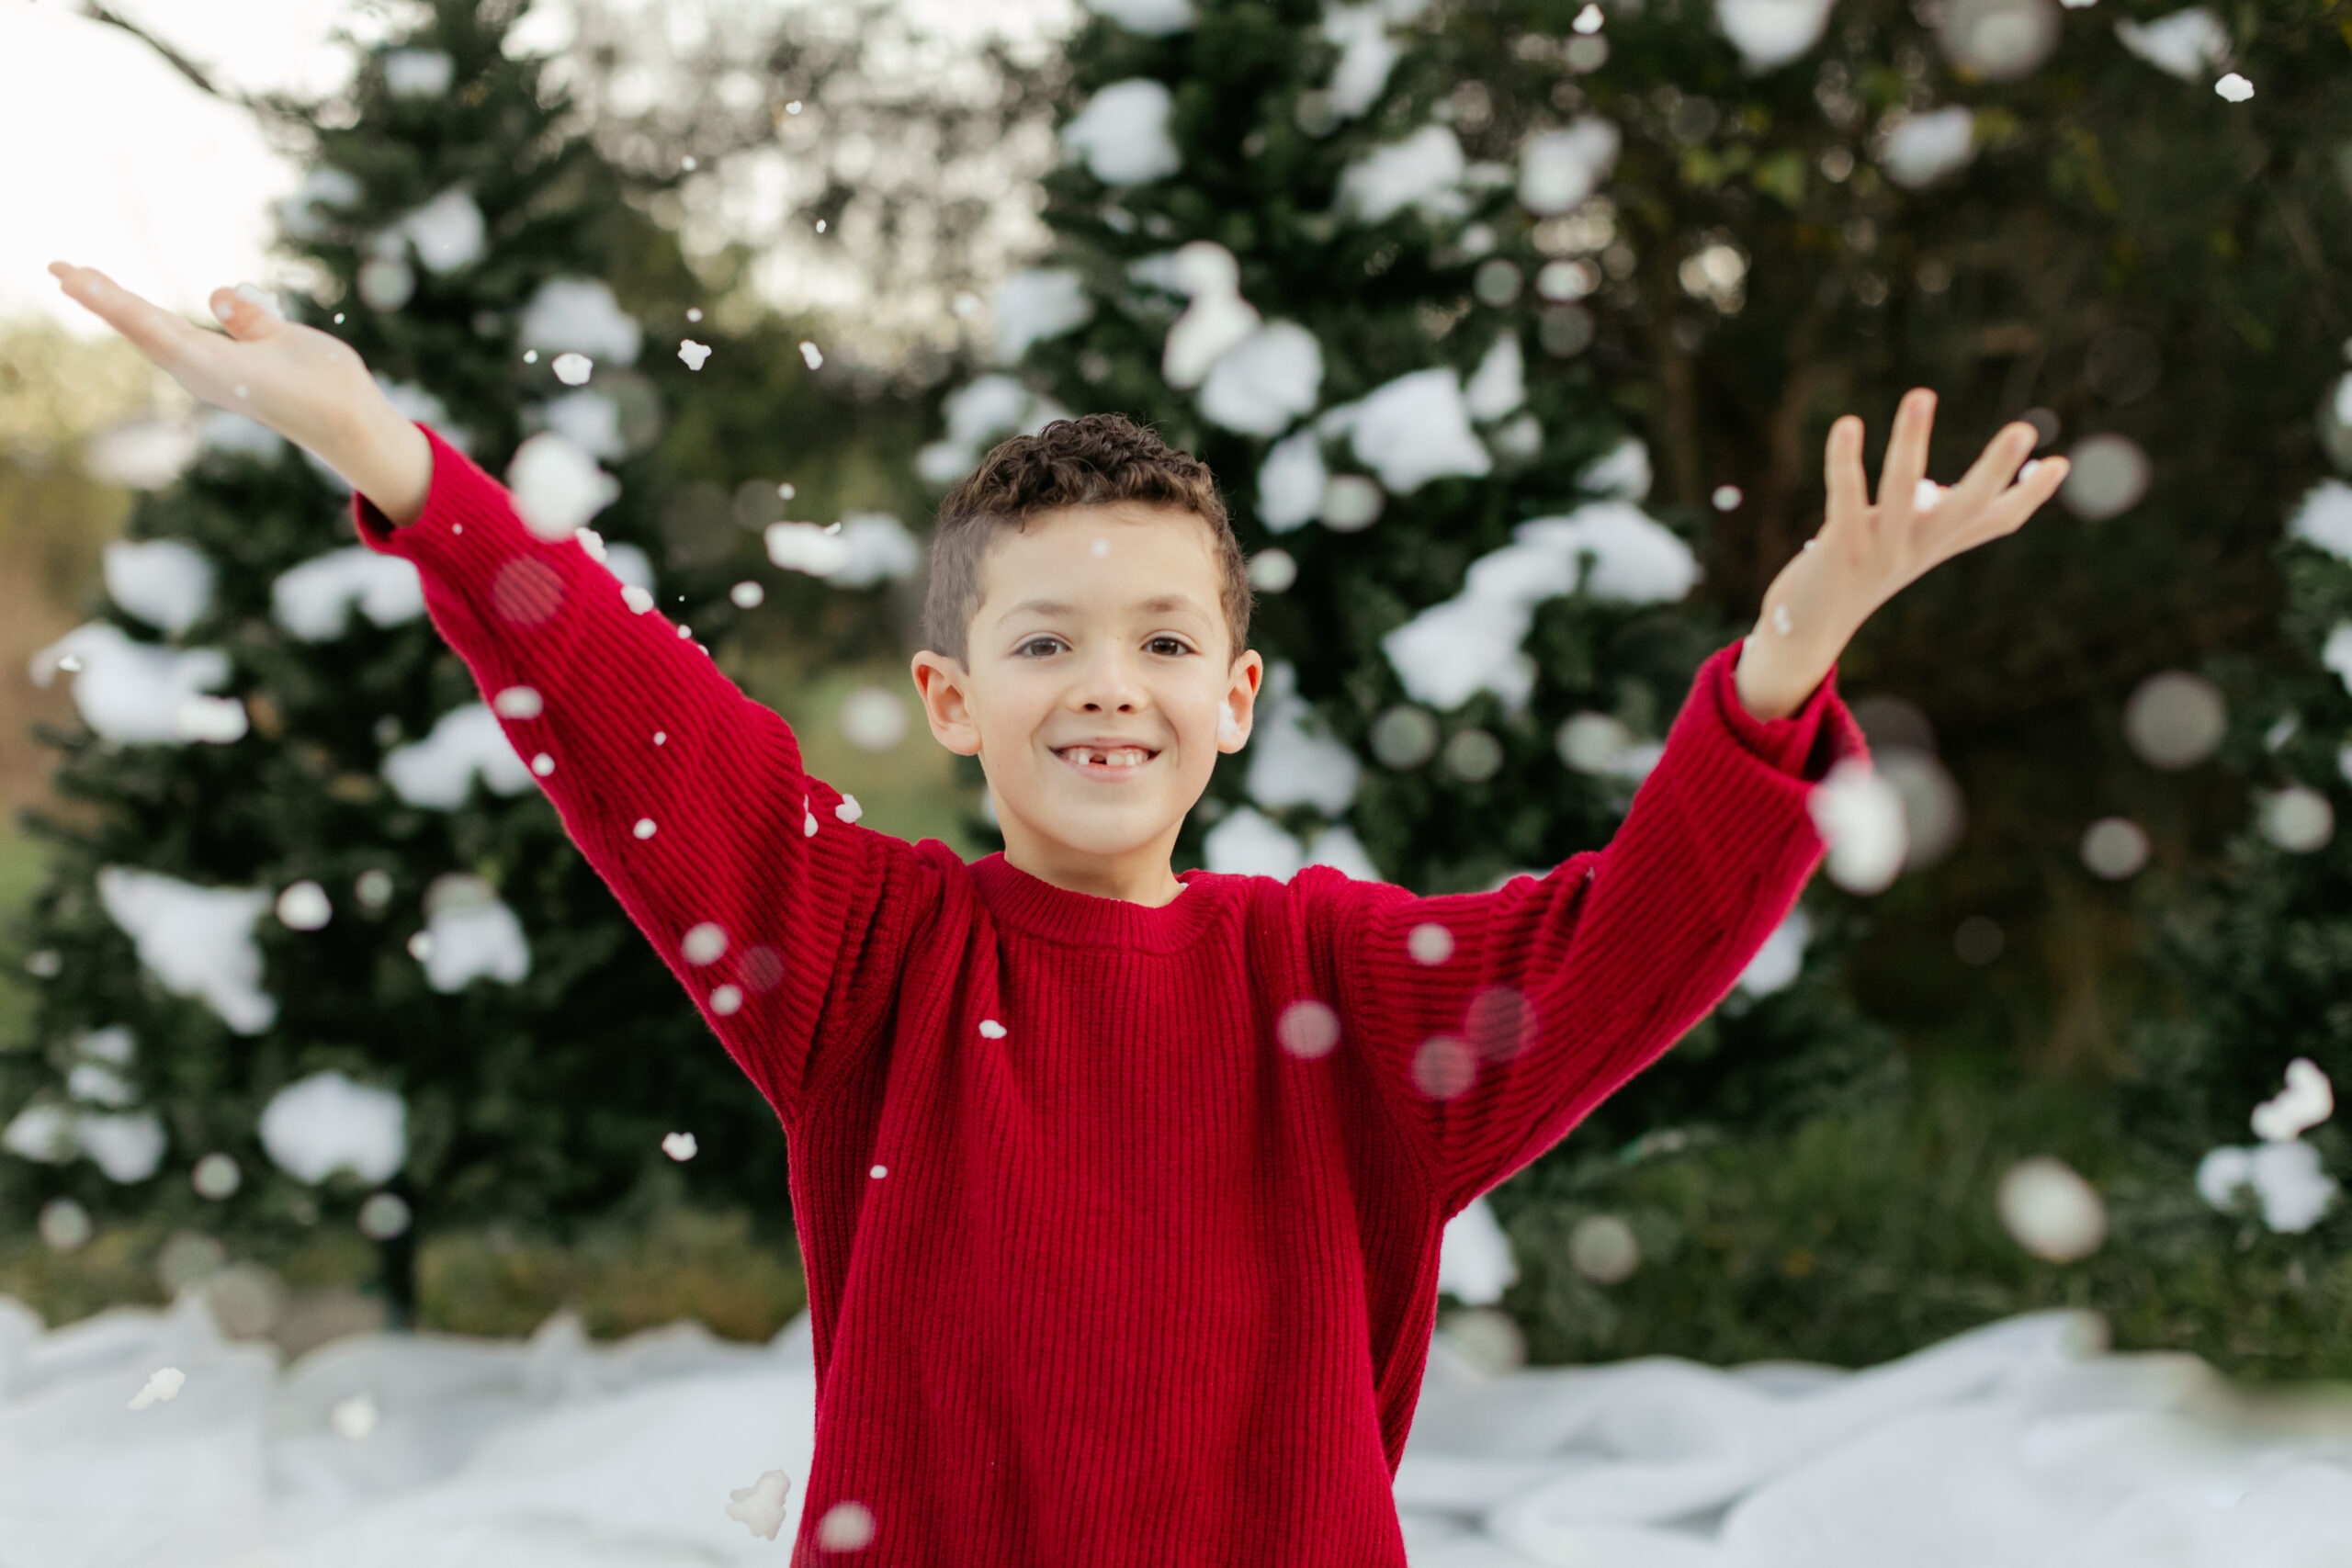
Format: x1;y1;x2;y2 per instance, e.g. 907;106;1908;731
1705;638;1868;784
348;421;548;573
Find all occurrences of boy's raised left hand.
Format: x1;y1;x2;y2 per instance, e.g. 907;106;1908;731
1734;388;2070;721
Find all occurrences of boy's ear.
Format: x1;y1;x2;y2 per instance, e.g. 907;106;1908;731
910;650;981;758
1219;650;1265;752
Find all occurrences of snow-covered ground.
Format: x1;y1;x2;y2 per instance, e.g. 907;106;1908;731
6;1287;2351;1567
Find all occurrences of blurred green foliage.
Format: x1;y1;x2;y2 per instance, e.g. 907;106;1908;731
1489;1061;2352;1380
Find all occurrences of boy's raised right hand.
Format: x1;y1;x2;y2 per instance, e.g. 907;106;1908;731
47;261;432;525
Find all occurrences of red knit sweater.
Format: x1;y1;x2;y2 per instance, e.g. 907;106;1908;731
353;423;1867;1565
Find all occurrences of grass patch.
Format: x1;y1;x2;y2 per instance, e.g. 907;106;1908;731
417;1206;807;1342
1;1204;807;1348
0;827;49;1049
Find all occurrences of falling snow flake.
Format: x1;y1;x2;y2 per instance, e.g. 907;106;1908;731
2252;1059;2333;1143
662;1132;698;1161
1808;758;1908;894
678;339;712;370
1060;77;1182;185
725;1470;793;1540
1408;921;1455;964
492;685;544;719
507;431;620;539
129;1367;186;1410
815;1502;876;1551
798;341;824;370
330;1393;379;1440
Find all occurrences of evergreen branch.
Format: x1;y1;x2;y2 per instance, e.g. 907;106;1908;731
74;2;258;111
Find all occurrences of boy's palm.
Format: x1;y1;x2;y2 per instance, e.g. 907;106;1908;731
47;262;379;461
1770;389;2067;652
1821;389;2063;595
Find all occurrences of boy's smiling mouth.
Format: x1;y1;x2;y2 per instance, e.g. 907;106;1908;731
1051;740;1161;777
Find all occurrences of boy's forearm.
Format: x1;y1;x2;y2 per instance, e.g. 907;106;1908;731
329;400;435;528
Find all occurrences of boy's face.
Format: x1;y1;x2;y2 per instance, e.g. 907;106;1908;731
910;502;1263;905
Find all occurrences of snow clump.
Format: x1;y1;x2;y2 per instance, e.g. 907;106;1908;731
1199;322;1325;437
259;1071;407;1184
1318;368;1491;494
991;268;1093;364
1716;0;1838;71
1243;660;1362;817
1518;118;1621;214
381;704;536;807
1338;125;1472;225
2115;8;2232;80
917;376;1072;486
28;624;240;745
1437;1195;1518;1305
1061;78;1182;185
1381;503;1697;713
271;548;424;640
104;539;216;637
1881;107;1976;189
413;873;531;992
96;865;277;1033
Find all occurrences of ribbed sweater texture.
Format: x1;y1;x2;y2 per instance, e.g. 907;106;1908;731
352;423;1869;1564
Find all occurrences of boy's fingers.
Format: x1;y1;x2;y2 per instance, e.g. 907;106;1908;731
54;265;221;372
1875;388;1935;524
1824;415;1869;531
1943;422;2039;520
1965;455;2069;543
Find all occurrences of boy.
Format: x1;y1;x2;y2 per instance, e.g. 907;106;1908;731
50;261;2068;1563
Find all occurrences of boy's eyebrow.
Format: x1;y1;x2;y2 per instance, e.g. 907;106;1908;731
998;595;1210;623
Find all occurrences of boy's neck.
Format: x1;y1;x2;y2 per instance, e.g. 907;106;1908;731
1000;845;1187;908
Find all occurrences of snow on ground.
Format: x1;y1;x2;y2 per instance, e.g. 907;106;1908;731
6;1286;2350;1568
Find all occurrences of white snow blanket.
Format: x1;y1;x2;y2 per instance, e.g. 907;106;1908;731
4;1293;2349;1566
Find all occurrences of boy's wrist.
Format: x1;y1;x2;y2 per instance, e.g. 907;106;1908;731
1733;629;1837;723
330;400;434;528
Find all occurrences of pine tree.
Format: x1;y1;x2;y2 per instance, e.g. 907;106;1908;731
924;0;1896;1353
2109;468;2352;1346
0;0;835;1319
1446;0;2352;1077
1426;0;2352;1369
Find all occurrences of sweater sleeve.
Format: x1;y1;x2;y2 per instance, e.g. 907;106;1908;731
1302;638;1869;1217
348;422;930;1126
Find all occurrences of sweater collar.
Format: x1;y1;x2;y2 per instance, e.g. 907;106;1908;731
969;852;1223;952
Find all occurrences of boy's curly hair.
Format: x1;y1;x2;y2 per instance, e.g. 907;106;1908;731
921;412;1253;669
